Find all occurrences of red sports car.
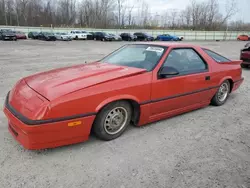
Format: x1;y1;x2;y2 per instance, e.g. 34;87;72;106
3;43;244;150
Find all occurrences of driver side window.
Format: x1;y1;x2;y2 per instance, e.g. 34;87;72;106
163;48;208;75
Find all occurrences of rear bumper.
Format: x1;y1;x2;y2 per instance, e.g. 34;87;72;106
3;95;96;150
232;78;244;92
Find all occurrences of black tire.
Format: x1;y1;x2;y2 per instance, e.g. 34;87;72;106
92;101;132;141
211;80;230;106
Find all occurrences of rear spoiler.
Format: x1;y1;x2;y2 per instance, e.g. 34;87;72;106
220;60;242;65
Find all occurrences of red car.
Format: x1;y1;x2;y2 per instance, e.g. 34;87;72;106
14;31;27;39
3;43;244;150
240;42;250;68
237;34;250;41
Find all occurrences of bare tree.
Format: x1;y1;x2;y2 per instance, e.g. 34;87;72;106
0;0;244;31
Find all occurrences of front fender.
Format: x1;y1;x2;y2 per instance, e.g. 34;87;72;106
95;95;140;112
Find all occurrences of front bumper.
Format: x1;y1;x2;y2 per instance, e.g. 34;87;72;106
76;35;87;39
3;93;96;150
3;36;16;40
105;37;113;41
62;37;72;41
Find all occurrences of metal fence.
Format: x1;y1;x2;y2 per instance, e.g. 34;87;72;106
1;25;250;41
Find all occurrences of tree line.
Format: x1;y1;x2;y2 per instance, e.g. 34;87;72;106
0;0;249;31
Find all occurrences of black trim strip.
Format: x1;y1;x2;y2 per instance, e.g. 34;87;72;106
139;86;219;105
5;92;96;126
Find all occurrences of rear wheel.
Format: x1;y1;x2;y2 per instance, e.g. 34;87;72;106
211;80;230;106
93;101;132;141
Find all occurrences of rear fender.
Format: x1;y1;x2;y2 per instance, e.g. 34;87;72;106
95;95;140;112
219;76;233;86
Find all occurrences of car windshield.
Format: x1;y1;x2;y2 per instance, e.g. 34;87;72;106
1;29;13;33
100;44;166;71
75;31;81;33
61;33;67;35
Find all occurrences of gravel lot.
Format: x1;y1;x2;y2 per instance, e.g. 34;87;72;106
0;40;250;188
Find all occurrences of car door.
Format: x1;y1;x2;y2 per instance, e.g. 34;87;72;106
150;47;215;118
135;33;142;40
95;32;100;40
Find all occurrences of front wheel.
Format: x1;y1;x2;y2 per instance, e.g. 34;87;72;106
92;101;132;141
211;80;230;106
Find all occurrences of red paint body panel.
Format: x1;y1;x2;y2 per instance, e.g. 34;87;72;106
9;79;50;120
3;42;244;150
16;34;27;39
25;62;147;101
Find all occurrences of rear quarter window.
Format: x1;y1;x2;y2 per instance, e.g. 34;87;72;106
203;49;231;63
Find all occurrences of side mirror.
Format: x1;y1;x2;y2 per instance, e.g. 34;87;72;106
158;66;179;78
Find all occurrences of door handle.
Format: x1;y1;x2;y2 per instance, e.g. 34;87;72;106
205;76;210;80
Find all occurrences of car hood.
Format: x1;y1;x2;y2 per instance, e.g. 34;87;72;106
24;62;146;101
2;33;15;36
44;34;54;37
61;35;71;37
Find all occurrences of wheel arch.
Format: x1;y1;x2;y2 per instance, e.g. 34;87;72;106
95;95;141;126
219;77;234;93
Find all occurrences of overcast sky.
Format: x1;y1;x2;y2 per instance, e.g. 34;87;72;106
133;0;249;22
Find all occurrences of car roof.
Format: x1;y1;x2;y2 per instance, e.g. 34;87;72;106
133;42;202;48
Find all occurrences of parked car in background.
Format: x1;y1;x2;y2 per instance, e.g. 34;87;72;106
28;31;39;39
93;32;113;41
240;42;250;68
237;34;249;41
81;31;94;40
70;30;87;40
120;33;137;41
133;32;154;41
55;32;72;41
0;29;17;41
156;34;183;41
88;32;95;39
13;31;27;39
108;33;122;41
37;32;56;41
